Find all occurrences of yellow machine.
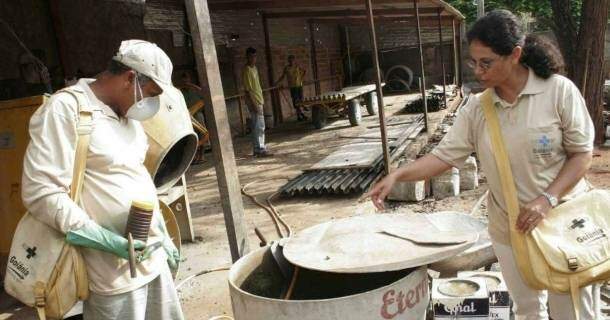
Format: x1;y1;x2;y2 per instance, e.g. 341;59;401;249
0;95;46;277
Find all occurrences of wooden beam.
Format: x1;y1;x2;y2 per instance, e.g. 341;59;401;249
265;7;438;19
311;15;455;27
48;0;70;78
365;0;391;176
308;20;321;95
262;14;282;124
437;8;447;107
414;0;429;132
184;0;250;262
210;0;450;11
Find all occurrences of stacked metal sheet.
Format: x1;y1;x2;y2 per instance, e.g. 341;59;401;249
281;116;424;196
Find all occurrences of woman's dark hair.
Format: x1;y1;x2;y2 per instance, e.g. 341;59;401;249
466;9;564;79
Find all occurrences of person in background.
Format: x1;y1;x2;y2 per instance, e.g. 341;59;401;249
367;10;599;320
275;54;307;121
242;47;272;157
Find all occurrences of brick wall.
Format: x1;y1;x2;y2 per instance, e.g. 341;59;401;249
347;21;457;88
210;12;343;122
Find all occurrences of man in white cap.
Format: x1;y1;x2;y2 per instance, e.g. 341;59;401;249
21;40;183;319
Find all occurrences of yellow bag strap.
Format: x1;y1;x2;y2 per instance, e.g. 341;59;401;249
56;89;93;202
480;89;581;320
33;88;92;320
479;90;520;221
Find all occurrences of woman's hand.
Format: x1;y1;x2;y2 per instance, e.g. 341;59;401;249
517;196;552;233
366;172;398;211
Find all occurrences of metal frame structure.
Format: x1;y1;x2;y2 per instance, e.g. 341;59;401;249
196;0;465;259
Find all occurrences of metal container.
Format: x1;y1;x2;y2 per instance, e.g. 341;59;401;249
141;86;198;193
229;246;429;320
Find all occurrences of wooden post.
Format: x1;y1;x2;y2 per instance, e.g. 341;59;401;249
184;0;250;262
339;25;354;86
48;0;70;78
458;21;464;86
262;14;283;124
414;0;429;132
452;19;458;86
437;8;447;107
308;19;321;95
365;0;391;175
237;96;246;135
345;26;353;85
229;49;247;136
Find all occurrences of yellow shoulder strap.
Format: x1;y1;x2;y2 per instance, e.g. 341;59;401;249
479;89;520;222
56;89;93;202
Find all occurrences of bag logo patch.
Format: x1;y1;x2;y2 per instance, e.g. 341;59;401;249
8;256;30;279
26;246;37;259
570;218;586;230
566;217;607;244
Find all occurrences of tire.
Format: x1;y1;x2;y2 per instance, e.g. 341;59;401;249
365;91;378;115
312;105;327;129
348;99;362;126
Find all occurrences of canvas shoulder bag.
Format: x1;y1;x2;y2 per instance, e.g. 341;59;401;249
4;87;92;320
480;89;610;320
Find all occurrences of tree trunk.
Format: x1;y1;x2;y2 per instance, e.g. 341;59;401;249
551;0;609;144
550;0;578;77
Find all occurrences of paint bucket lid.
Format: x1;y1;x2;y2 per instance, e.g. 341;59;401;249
131;200;154;211
283;211;483;273
437;279;480;297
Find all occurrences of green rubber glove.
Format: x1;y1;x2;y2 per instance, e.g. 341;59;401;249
66;223;145;260
155;219;181;271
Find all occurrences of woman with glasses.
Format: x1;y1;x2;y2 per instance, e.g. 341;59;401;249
368;10;597;319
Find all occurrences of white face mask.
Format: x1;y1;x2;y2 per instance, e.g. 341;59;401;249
125;74;160;121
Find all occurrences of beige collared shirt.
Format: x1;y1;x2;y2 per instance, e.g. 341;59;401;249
432;69;594;245
22;79;166;295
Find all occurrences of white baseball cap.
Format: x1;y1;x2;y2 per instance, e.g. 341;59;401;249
112;40;174;94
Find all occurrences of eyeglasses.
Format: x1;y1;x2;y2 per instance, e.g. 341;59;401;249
466;57;500;71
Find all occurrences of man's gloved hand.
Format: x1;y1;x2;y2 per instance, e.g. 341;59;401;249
66;222;145;260
154;219;181;271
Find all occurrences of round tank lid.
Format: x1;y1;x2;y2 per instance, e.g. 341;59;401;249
283;212;482;273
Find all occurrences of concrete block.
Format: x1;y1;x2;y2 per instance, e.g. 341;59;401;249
432;167;460;200
605;125;610;139
388;180;426;202
460;156;479;191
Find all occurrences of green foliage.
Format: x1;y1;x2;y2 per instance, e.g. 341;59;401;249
445;0;583;31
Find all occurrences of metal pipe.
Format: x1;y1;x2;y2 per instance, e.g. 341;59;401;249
414;0;429;132
365;0;391;175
